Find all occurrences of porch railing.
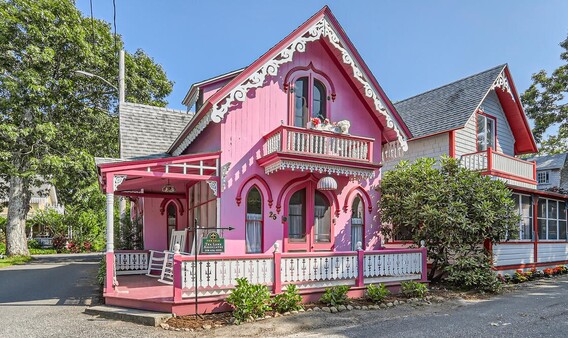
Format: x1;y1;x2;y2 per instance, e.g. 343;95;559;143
175;247;427;300
460;148;536;182
263;125;374;162
114;250;149;275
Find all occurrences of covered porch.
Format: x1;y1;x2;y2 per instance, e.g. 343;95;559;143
108;247;427;315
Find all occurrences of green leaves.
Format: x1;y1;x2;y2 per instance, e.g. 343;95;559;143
521;34;568;154
226;278;272;324
319;285;349;306
366;283;390;303
272;284;303;313
379;156;519;289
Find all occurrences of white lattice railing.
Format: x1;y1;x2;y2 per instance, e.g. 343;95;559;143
280;253;358;289
115;251;149;275
363;251;423;281
263;125;373;162
181;255;274;297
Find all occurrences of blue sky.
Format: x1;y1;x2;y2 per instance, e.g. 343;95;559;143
76;1;568;111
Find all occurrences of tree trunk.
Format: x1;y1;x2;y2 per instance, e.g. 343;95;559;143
6;175;31;256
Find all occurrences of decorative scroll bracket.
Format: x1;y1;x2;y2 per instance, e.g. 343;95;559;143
113;175;127;192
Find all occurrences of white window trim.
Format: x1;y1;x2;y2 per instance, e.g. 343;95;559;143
536;170;550;184
537;198;567;241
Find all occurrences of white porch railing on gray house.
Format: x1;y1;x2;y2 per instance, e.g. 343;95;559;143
460;148;536;183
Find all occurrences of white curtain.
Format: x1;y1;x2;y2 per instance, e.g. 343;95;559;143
351;218;363;251
246;213;262;253
314;205;330;242
289;204;304;239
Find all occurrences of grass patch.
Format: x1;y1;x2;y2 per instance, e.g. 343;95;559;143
29;248;57;255
0;255;32;268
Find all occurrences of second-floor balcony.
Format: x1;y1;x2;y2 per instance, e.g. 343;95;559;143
258;125;380;179
460;148;537;188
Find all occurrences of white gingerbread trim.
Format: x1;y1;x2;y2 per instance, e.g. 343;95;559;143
113;175;127;191
264;160;375;179
490;70;514;101
221;162;231;192
206;180;218;197
172;16;408;155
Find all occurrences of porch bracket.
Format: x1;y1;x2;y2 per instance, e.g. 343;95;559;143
206;180;218;197
113;175;127;191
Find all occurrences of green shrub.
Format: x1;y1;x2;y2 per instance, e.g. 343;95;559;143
273;284;303;313
226;278;271;324
445;254;502;293
0;241;5;255
97;257;106;287
27;239;42;249
29;248;57;255
400;281;428;298
319;285;349;306
366;283;390;303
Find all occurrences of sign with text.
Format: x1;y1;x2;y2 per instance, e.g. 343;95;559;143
202;232;225;253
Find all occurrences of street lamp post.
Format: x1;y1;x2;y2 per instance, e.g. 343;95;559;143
74;50;125;103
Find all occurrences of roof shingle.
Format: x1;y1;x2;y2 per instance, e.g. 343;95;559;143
394;65;505;138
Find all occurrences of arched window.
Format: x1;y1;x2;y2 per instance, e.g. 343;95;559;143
292;76;328;127
288;189;306;241
246;187;263;253
167;203;177;243
350;196;364;250
314;191;331;243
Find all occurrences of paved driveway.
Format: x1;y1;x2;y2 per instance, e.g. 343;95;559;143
0;253;178;338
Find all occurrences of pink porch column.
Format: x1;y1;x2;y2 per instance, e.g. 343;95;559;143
356;248;365;287
420;246;428;282
273;244;282;294
104;173;116;293
173;253;182;302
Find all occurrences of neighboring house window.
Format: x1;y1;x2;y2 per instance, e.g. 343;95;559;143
510;193;533;240
167;203;177;243
537;198;567;240
245;186;263;253
350;196;364;251
293;76;328;127
477;113;496;151
537;171;550;184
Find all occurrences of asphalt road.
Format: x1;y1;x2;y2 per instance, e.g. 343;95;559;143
0;253;180;338
1;254;566;338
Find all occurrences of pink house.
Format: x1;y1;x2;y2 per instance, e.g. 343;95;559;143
96;7;427;314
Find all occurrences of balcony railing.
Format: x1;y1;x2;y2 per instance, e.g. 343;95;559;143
263;125;374;163
460;148;536;183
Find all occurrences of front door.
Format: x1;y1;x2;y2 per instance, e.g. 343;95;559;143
285;184;332;252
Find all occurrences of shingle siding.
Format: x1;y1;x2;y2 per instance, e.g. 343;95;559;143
382;133;449;172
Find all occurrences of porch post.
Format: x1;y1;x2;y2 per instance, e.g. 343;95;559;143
420;246;428;282
173;250;182;302
355;243;365;287
273;243;282;294
105;174;115;293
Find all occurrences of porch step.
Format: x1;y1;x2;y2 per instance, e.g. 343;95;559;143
84;305;172;327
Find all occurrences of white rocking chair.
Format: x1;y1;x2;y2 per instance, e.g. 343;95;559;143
146;230;187;284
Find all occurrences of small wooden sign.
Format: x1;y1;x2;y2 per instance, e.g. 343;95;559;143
202;232;225;253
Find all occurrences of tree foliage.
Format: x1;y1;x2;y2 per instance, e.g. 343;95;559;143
379;157;519;291
0;0;173;255
521;34;568;154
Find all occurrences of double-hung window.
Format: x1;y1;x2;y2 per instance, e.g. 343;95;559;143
477;113;496;151
510;193;533;240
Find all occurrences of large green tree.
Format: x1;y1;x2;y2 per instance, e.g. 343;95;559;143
379;157;518;291
521;35;568;154
0;0;173;256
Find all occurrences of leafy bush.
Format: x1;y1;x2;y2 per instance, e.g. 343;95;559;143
29;248;57;255
27;239;42;249
273;284;303;313
445;254;502;293
0;241;5;255
320;285;349;306
513;271;528;283
97;257;106;287
51;235;67;253
366;283;390;303
400;281;428;298
226;278;271;324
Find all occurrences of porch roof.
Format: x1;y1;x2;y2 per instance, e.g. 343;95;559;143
96;151;221;196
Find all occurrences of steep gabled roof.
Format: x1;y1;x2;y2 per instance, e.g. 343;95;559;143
394;64;538;154
394;65;505;138
119;102;194;159
169;6;411;156
526;153;567;170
